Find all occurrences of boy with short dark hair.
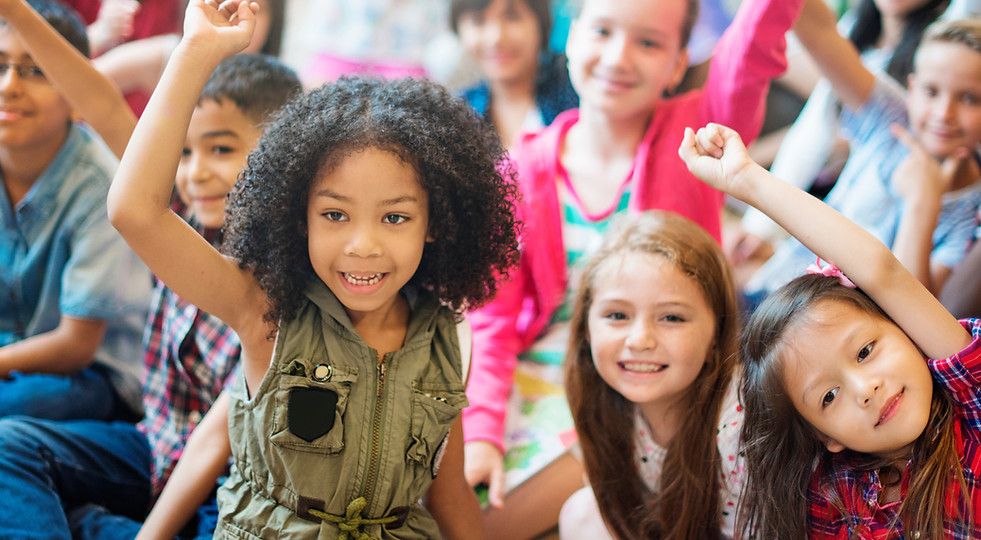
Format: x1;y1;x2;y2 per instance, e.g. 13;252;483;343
0;1;302;537
0;0;150;422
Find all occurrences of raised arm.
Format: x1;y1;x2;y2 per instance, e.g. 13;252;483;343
792;0;876;111
0;0;135;158
93;33;178;98
106;0;272;386
699;0;805;142
679;123;971;358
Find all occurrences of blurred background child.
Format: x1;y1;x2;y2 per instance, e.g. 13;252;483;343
451;0;578;149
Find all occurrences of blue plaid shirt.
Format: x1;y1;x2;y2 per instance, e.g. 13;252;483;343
0;123;151;413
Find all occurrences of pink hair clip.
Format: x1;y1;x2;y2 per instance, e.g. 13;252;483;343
805;257;856;288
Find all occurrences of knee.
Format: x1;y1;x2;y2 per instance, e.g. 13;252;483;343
558;486;610;539
0;417;53;468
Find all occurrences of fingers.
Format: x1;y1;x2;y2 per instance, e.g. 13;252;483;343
680;124;731;163
678;127;698;163
941;146;970;179
890;122;922;153
696;123;726;158
487;462;505;509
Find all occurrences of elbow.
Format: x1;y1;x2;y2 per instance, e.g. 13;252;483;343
106;184;158;236
106;185;134;233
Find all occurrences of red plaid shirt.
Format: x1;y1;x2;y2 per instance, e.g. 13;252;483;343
807;319;981;539
135;219;241;496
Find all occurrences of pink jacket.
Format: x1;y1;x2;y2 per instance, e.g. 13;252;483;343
463;0;804;449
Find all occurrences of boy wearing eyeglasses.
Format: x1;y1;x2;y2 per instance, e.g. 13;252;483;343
0;0;150;423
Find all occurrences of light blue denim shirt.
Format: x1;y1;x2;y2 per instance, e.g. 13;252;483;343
747;75;981;295
0;123;152;414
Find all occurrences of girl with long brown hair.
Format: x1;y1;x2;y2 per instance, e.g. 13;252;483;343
561;210;743;539
680;121;979;539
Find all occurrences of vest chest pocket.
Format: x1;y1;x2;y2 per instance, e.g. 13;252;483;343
406;384;467;469
270;362;358;454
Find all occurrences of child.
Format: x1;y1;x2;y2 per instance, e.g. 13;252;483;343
0;0;151;422
463;0;805;517
742;0;981;301
736;0;949;263
680;121;981;539
451;0;578;148
560;210;744;539
0;2;302;537
108;1;519;539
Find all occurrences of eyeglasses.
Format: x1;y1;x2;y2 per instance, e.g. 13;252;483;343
0;62;46;83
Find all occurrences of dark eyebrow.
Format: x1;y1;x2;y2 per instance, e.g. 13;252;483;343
380;195;419;206
311;190;420;206
200;130;241;139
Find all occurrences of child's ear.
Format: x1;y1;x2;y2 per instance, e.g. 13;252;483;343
906;73;917;108
819;433;846;453
667;47;690;95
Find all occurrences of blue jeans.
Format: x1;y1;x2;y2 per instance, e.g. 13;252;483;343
69;493;220;540
0;416;151;539
0;367;133;422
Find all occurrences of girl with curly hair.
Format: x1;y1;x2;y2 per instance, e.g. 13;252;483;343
681;121;980;539
107;2;519;539
560;210;743;539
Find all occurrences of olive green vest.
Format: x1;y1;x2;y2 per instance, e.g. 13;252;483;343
214;281;468;539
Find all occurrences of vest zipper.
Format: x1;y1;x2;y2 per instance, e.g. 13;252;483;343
362;356;388;509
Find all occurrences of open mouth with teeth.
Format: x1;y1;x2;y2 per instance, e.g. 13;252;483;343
618;361;667;373
342;272;385;286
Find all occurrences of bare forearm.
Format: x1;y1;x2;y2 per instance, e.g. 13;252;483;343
0;318;105;377
793;0;875;110
94;34;178;96
137;393;232;540
893;197;943;294
425;416;486;540
736;163;964;357
0;0;136;158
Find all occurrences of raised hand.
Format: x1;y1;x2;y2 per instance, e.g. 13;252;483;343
181;0;259;61
88;0;140;55
678;123;762;200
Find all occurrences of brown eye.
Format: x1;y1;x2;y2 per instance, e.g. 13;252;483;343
822;388;838;407
858;343;873;362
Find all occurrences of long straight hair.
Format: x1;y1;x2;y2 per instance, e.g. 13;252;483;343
565;211;740;539
737;275;970;539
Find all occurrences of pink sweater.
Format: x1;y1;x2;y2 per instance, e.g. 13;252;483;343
463;0;805;450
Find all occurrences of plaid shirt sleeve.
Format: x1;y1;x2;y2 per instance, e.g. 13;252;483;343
929;319;981;433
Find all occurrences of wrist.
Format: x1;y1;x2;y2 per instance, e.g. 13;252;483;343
172;37;227;71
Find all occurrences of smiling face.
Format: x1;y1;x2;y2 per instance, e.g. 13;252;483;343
781;300;934;457
176;99;261;228
306;146;431;322
586;251;715;423
565;0;689;122
456;0;542;87
906;41;981;160
0;28;71;156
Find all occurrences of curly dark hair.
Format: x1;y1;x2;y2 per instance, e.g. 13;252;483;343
221;76;521;326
